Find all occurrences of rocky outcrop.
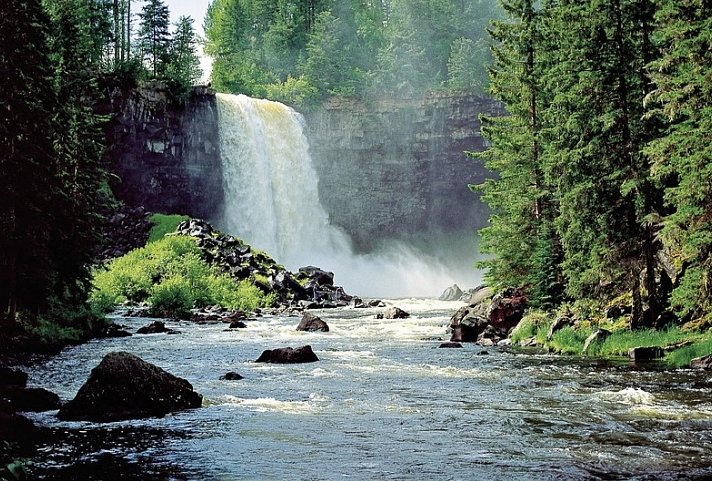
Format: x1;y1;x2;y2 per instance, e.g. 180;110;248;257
449;288;528;345
296;312;330;332
305;93;503;251
691;355;712;370
255;346;319;364
106;85;222;221
57;351;202;422
96;203;153;262
439;284;464;301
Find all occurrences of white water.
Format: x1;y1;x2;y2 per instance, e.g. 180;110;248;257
216;93;481;298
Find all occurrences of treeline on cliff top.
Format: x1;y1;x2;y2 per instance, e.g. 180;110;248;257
475;0;712;330
204;0;502;104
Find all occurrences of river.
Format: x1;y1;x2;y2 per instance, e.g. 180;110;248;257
25;299;712;480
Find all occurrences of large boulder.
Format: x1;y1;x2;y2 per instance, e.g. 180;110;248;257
0;386;61;412
487;288;528;332
255;345;319;364
296;312;330;332
449;302;489;342
691;355;712;370
297;266;334;286
57;351;202;422
136;320;179;335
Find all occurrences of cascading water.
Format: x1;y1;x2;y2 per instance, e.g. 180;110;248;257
216;93;480;297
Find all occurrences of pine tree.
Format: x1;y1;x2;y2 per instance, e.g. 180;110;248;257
139;0;171;78
473;0;562;305
645;0;712;323
167;15;203;89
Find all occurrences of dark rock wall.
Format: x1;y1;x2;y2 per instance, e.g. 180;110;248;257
106;85;222;221
304;93;503;251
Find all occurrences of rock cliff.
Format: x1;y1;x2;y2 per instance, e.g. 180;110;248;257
106;84;223;221
304;93;502;251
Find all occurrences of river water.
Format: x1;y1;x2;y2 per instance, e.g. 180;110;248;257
25;300;712;480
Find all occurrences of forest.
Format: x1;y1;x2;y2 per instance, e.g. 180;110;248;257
204;0;502;103
1;0;711;348
475;0;712;333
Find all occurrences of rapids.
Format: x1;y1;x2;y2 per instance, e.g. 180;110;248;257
25;300;712;480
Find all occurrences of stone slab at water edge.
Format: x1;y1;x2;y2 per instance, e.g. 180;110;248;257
57;351;202;422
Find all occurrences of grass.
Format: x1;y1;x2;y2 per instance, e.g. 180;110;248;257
665;336;712;368
512;308;712;368
148;213;189;243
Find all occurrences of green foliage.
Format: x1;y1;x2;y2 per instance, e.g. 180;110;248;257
148;213;189;243
510;311;551;345
548;326;593;356
204;0;502;100
665;336;712;369
90;236;272;316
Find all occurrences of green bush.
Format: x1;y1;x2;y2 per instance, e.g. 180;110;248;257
549;326;593;355
149;276;194;318
90;236;272;315
510;311;552;346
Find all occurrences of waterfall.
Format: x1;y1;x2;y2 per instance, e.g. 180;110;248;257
216;93;479;297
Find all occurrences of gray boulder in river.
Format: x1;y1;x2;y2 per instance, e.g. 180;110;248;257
57;351;202;422
255;345;319;363
296;312;330;332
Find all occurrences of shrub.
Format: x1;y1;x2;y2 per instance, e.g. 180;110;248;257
149;276;194;318
549;326;593;355
510;311;551;346
90;235;272;315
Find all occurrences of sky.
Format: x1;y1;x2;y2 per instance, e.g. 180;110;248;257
163;0;213;82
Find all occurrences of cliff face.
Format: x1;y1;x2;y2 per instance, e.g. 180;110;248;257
106;85;223;221
304;93;502;251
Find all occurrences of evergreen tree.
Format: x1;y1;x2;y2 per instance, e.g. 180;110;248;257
167;15;203;88
0;0;59;321
645;0;712;322
472;0;562;306
139;0;171;78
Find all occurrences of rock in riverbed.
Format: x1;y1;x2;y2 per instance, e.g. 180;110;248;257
255;345;319;364
296;312;329;332
57;351;202;422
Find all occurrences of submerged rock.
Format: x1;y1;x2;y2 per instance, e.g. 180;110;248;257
220;372;244;381
296;312;329;332
137;320;179;335
255;345;319;364
0;386;61;412
376;306;410;319
57;351;202;422
439;342;463;348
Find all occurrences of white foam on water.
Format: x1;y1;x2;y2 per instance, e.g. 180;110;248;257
596;387;655;405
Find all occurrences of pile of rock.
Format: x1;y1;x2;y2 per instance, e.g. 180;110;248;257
96;204;153;262
175;218;356;309
449;287;528;346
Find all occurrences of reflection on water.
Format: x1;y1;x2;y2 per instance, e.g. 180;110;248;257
25;300;712;480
